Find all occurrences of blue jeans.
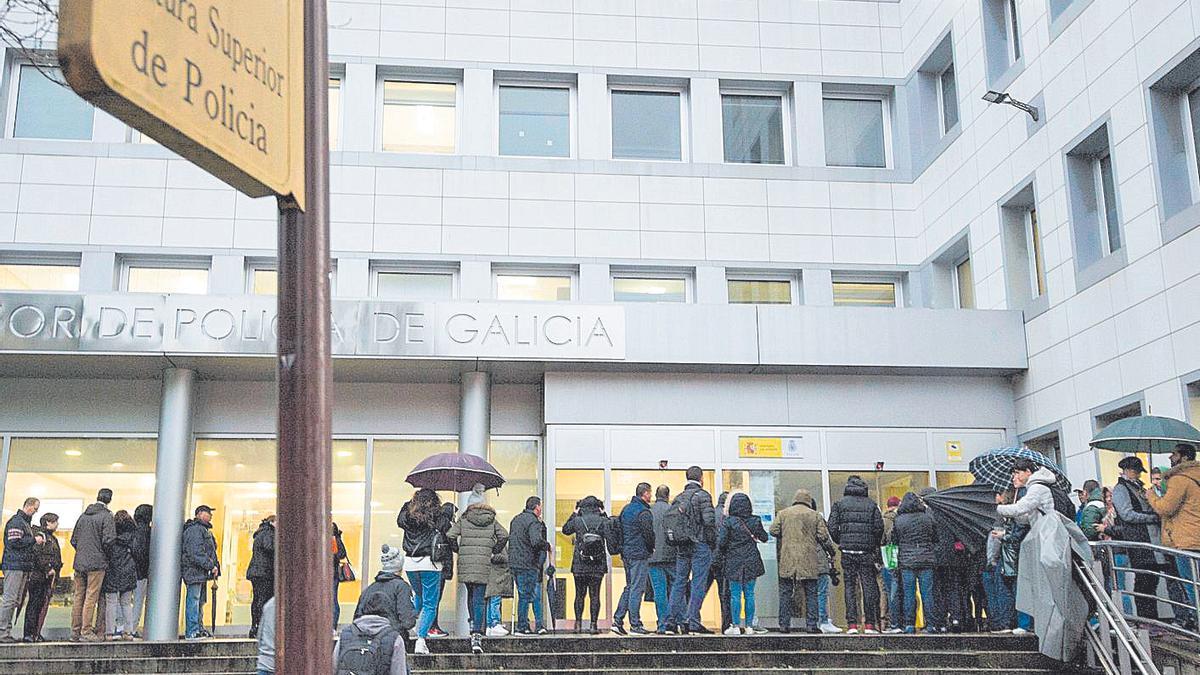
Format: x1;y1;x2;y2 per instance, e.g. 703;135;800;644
514;570;544;632
1112;553;1135;615
981;566;1012;629
729;578;756;627
466;582;487;634
649;564;672;628
332;578;341;629
406;570;442;639
817;573;830;623
184;582;204;637
615;557;651;628
882;568;902;627
901;568;934;629
667;543;715;628
487;595;502;627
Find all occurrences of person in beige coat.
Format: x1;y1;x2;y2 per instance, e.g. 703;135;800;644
770;488;836;633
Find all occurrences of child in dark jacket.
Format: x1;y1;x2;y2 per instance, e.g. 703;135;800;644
717;493;769;635
102;511;138;640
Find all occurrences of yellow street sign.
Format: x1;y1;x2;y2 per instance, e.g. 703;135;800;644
58;0;305;209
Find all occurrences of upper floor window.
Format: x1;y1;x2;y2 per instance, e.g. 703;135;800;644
1146;45;1200;242
1095;152;1121;255
953;255;975;309
499;85;571;158
721;92;786;165
611;89;683;161
10;65;94;140
375;270;455;300
1001;186;1047;305
125;264;209;294
382;81;456;154
832;280;898;307
329;77;343;150
983;0;1022;85
938;63;959;135
249;266;278;296
1004;0;1021;63
823;96;887;168
1065;122;1124;282
727;276;792;305
1025;208;1046;298
612;273;688;303
495;273;572;302
0;261;79;292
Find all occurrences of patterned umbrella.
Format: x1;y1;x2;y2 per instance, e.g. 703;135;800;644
968;446;1072;493
1089;415;1200;454
406;452;505;492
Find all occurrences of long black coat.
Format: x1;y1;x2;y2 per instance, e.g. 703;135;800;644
246;520;275;582
891;493;938;569
716;493;768;582
827;477;884;556
132;522;152;581
103;528;138;593
562;499;609;576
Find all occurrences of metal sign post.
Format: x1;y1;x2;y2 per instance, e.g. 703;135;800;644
275;0;332;671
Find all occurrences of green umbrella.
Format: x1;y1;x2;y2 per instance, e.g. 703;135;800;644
1089;415;1200;453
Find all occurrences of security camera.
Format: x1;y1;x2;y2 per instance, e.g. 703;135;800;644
658;460;669;469
875;461;885;471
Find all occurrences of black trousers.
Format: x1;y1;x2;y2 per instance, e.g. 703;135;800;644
842;556;880;626
1131;560;1169;620
249;578;274;635
778;577;819;631
23;574;52;639
943;566;971;628
573;574;602;624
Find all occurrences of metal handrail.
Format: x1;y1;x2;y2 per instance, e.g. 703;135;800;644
1089;541;1200;641
1073;556;1160;675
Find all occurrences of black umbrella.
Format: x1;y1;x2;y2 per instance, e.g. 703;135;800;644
921;483;999;556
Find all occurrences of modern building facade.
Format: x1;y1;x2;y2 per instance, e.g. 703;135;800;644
0;0;1198;634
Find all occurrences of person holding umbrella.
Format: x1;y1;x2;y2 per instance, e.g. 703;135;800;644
181;505;219;640
396;488;454;655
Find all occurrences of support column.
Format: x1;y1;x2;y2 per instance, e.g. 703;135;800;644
145;368;196;641
456;371;491;635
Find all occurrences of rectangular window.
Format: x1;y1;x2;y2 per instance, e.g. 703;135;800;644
376;271;455;300
727;279;791;305
126;266;209;294
721;94;785;165
613;277;687;303
832;281;897;307
1187;380;1200;426
611;90;682;161
12;65;94;140
1006;0;1021;62
938;64;959;133
1026;208;1046;298
499;85;570;158
823;97;887;168
954;256;975;309
250;268;278;296
496;274;572;302
1185;86;1200;198
1096;152;1121;254
381;81;456;154
0;262;80;291
329;78;342;150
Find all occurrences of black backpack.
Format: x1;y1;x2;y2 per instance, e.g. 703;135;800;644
577;516;607;563
663;491;699;545
603;515;624;556
336;623;398;675
1050;487;1077;521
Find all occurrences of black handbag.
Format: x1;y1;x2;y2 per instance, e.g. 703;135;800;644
431;530;452;564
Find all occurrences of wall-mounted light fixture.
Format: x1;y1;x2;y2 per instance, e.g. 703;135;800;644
983;90;1039;122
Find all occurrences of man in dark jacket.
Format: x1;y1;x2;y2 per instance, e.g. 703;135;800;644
246;515;275;638
828;476;884;633
181;505;219;640
612;482;655;635
23;513;61;643
71;488;115;641
648;485;675;633
354;545;418;635
508;496;550;634
131;505;152;637
0;497;42;642
666;465;717;633
1112;456;1171;621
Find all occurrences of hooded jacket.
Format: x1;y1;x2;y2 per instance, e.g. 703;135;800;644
487;547;514;599
827;477;884;556
132;511;152;581
716;493;768;582
508;508;549;573
618;496;656;561
180;518;218;585
891;493;937;569
32;525;62;577
648;496;676;565
246;519;276;582
769;488;834;581
448;502;509;584
353;571;418;633
333;614;407;675
562;497;609;576
102;520;138;594
1;509;36;572
70;502;116;573
673;480;718;547
1147;459;1200;550
995;467;1057;525
1079;488;1108;541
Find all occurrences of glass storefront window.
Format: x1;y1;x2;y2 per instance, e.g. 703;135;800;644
935;471;977;489
0;263;80;292
829;471;929;512
126;266;209;294
1;437;157;633
554;469;606;621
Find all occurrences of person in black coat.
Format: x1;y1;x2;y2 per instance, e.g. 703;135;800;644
0;497;41;642
181;505;219;640
890;492;937;633
716;493;768;634
562;496;609;632
102;511;139;640
246;515;275;638
828;476;884;632
508;497;550;634
130;505;152;637
22;512;60;643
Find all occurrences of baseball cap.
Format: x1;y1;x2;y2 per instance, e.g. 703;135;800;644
194;505;215;516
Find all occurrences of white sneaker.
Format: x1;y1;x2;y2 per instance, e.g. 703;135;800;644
414;638;429;654
846;627;859;635
751;626;768;634
863;628;879;635
884;627;904;634
723;626;742;635
486;625;508;637
1011;627;1029;636
819;621;843;634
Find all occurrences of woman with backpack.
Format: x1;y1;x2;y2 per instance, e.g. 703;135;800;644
716;492;768;635
562;496;609;633
396;488;454;655
448;490;508;653
102;510;138;640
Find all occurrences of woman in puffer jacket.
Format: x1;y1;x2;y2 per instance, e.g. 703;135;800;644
448;495;508;644
890;492;937;633
717;493;768;635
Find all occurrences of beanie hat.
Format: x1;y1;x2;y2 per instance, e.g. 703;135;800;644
381;544;403;573
886;496;901;508
467;483;486;506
